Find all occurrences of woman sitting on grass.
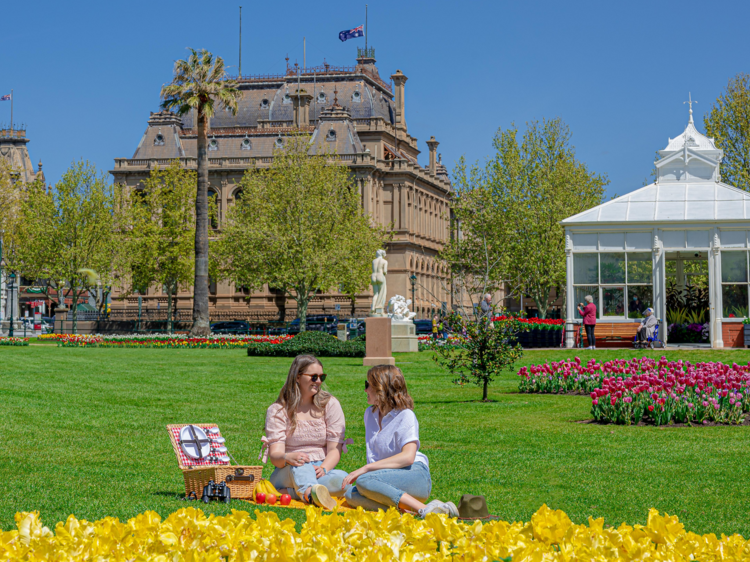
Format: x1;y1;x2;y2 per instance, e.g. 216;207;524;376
342;365;457;517
262;354;349;510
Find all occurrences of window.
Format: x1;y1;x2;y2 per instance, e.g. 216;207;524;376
317;92;326;103
283;93;291;104
154;133;165;146
275;137;284;148
261;99;269;108
572;252;653;319
352;91;361;102
721;251;749;318
326;129;336;141
241;137;252;150
208;138;218;151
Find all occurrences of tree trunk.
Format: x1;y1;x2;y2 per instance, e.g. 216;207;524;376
71;287;79;335
167;283;173;335
296;292;310;333
191;107;211;336
482;378;489;401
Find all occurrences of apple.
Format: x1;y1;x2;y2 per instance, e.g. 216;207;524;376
255;492;266;504
266;494;277;505
279;493;292;506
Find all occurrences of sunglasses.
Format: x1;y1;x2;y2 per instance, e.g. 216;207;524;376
365;380;370;390
299;373;327;383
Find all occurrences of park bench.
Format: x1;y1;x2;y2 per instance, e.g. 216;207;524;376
594;323;639;346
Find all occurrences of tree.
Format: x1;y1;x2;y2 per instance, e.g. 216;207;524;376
704;73;750;192
14;161;122;333
127;163;196;334
213;135;387;330
160;48;241;336
432;306;527;401
448;119;607;318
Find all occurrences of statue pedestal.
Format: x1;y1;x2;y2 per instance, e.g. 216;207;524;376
391;320;418;352
363;317;395;366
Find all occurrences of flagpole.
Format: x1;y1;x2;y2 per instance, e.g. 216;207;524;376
365;4;368;51
10;89;13;133
239;6;242;78
303;37;306;71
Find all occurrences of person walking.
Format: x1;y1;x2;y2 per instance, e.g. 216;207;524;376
577;296;597;349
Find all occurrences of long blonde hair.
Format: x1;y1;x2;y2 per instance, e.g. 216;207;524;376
366;365;414;417
275;355;331;434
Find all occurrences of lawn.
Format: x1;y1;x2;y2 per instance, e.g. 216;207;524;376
2;346;750;536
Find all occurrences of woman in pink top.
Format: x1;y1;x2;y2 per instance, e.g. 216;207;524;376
577;295;597;349
262;354;349;510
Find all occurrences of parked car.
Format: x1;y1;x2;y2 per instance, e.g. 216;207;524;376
210;321;251;335
413;319;434;335
270;315;339;336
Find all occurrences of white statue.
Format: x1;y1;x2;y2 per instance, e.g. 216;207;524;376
388;295;417;322
370;249;388;316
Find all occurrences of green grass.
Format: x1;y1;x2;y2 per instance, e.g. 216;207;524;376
2;347;750;536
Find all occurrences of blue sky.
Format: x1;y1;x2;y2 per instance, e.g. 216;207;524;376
2;0;748;199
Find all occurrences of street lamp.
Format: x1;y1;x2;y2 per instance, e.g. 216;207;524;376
8;272;15;338
409;274;417;317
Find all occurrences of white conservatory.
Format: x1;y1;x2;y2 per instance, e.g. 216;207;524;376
562;104;750;348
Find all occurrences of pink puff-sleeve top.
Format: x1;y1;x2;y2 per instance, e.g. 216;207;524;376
263;396;347;462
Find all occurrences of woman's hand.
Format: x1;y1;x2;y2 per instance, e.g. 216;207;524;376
284;452;309;467
314;465;329;478
342;466;368;489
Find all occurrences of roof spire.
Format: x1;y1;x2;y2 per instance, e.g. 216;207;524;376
684;92;697;124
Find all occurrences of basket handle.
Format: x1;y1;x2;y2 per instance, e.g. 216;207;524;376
226;474;255;482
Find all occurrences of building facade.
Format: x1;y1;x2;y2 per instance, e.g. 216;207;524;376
110;49;452;320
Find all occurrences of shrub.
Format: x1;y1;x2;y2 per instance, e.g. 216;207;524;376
247;330;365;357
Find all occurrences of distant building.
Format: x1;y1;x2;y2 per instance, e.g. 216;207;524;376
111;49;452;320
1;125;45;321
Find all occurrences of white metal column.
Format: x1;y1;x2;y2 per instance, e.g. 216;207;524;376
652;230;666;344
710;229;723;348
565;229;575;348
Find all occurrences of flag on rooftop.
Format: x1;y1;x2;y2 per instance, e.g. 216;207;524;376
339;25;364;42
0;94;10;101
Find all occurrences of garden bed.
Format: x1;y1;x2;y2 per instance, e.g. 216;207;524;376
519;356;750;426
4;504;747;561
44;333;293;348
0;337;29;346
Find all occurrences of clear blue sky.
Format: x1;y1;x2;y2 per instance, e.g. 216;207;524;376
2;0;748;199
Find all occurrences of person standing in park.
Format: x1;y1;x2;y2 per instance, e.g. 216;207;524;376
480;294;492;318
577;296;597;349
432;315;439;340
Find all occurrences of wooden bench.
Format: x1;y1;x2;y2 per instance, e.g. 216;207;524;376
594;323;639;347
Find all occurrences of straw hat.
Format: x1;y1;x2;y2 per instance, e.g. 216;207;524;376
457;494;498;520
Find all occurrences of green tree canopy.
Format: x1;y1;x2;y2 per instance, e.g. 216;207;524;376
126;162;196;333
213;135;387;329
446;118;607;318
704;73;750;192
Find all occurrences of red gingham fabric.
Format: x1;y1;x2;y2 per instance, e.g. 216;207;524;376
171;425;230;468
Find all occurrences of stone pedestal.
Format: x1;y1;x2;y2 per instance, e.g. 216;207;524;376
363;317;395;366
391;320;418;352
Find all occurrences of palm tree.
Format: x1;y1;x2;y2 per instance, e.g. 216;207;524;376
160;49;241;335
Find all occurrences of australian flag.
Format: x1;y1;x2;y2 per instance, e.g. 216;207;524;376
339;25;364;42
0;94;10;101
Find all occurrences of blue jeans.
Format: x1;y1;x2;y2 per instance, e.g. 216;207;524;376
269;460;348;500
345;462;432;511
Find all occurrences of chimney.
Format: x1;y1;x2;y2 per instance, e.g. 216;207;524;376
390;69;408;131
291;88;313;127
426;136;439;175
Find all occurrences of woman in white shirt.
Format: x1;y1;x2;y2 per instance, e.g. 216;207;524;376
342;365;458;517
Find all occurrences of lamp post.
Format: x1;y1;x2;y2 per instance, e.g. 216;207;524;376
409;274;417;318
8;272;15;338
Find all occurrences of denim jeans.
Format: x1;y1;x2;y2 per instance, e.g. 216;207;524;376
269;460;348;500
585;324;596;347
345;462;431;511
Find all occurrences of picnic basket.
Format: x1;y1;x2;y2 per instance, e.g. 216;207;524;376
167;424;262;499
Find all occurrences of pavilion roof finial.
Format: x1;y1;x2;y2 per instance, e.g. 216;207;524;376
684;92;697;124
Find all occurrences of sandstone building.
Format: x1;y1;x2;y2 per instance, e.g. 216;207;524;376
110;49;452;321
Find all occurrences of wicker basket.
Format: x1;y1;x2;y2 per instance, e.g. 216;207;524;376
182;465;263;500
167;424;262;499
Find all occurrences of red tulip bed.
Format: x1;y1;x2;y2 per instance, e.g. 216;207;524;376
47;334;293;348
518;356;750;426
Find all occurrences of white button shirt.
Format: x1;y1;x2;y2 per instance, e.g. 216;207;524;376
364;406;429;468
